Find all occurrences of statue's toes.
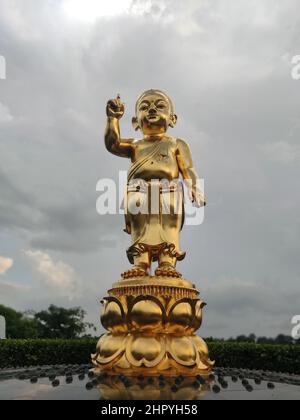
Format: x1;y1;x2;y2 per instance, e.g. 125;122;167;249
155;267;182;278
122;267;149;279
122;270;132;279
155;266;183;278
137;270;144;277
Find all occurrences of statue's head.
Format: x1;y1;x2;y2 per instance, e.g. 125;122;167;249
132;89;177;135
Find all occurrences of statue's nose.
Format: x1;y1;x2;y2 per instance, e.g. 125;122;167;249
149;106;157;114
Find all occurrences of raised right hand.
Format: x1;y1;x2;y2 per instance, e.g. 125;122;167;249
106;96;125;119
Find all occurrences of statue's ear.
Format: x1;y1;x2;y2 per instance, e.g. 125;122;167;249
169;114;178;128
132;117;140;131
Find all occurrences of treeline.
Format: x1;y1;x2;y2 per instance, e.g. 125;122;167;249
0;304;96;339
1;304;299;344
205;333;300;345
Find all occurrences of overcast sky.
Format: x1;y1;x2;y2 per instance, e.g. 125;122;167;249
0;0;299;338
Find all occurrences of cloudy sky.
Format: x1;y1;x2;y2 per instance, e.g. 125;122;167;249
0;0;299;338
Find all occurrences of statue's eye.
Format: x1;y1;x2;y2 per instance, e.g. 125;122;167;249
157;103;166;109
140;105;148;111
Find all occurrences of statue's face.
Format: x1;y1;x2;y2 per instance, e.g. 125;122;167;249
136;93;173;134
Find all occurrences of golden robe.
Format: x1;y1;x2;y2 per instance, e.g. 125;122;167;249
124;138;186;264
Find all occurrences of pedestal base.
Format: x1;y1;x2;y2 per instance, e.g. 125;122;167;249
92;277;214;376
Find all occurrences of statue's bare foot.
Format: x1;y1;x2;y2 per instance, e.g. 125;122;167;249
155;263;182;278
122;266;149;279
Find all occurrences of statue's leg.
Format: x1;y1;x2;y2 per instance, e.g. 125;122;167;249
122;252;150;279
155;254;182;278
155;190;183;278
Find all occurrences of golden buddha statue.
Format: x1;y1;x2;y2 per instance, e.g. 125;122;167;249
92;90;214;378
105;90;206;279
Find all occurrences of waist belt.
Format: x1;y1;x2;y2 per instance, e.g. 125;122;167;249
127;180;183;194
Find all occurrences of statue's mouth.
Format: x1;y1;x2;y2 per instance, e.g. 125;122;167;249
147;115;159;120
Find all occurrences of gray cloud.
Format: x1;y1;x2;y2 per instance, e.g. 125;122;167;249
0;0;299;337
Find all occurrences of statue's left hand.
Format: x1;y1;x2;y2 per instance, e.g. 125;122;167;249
190;190;206;208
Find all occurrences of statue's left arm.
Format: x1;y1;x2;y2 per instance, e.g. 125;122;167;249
176;139;206;207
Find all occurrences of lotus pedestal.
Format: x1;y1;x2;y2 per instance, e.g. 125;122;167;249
92;277;214;377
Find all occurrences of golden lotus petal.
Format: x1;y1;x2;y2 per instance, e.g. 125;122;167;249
126;335;165;367
167;336;197;367
192;300;205;331
101;299;126;332
191;335;209;356
130;298;163;331
168;300;193;333
115;353;132;369
97;334;126;364
191;336;215;368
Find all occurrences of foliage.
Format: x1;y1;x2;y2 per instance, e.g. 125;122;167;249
0;305;96;339
0;305;38;339
34;305;96;339
208;342;300;374
0;339;96;368
0;340;300;374
206;333;300;345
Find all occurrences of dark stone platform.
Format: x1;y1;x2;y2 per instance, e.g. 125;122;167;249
0;365;299;400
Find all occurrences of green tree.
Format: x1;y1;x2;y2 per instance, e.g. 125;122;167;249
236;334;256;343
274;334;294;345
236;335;248;343
257;336;275;345
34;305;96;339
248;334;257;343
0;305;38;338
